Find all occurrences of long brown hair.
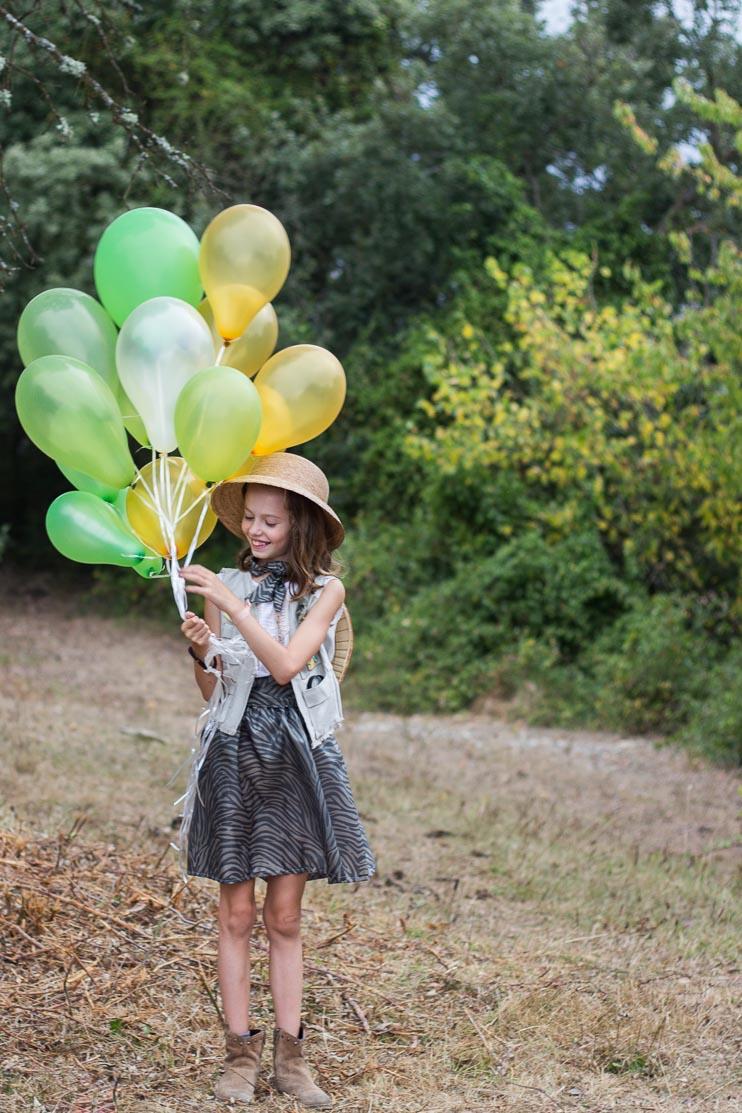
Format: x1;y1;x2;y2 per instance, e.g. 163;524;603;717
237;485;342;597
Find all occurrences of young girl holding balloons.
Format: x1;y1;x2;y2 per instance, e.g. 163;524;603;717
13;202;369;1106
178;452;375;1109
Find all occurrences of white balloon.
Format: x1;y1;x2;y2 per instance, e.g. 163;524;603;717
116;296;217;452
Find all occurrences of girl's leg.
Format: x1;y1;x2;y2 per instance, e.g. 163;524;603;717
218;879;257;1033
262;873;308;1036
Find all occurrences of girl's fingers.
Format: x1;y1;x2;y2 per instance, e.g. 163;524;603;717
181;618;209;636
179;565;210;581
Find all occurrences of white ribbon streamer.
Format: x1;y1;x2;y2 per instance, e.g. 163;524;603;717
172;632;257;875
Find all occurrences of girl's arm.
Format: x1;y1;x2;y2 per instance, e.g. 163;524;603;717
180;598;221;700
179;565;345;686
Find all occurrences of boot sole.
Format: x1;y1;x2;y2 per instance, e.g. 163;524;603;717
272;1080;332;1108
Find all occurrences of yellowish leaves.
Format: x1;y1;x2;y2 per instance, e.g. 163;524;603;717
613;100;658;155
484;257;508;289
408;244;739;573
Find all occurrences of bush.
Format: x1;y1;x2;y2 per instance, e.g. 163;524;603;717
586;595;717;734
348;529;628;712
341;512;442;634
676;646;742;767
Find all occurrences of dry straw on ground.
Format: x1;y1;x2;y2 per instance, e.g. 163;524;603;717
1;824;415;1112
1;574;740;1112
2;819;739;1113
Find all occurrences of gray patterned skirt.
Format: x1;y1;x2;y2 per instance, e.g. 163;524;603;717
186;675;376;885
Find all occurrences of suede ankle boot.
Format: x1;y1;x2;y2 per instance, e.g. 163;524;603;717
273;1024;332;1108
215;1028;264;1103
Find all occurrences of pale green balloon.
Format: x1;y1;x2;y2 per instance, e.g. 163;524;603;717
113;487;130;521
46;491;146;566
17;288;118;392
115;380;150;446
15;355;136;490
174;364;263;483
57;462;119;502
116;296;216;452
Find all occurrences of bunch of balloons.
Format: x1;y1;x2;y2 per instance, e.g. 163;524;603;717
14;205;347;611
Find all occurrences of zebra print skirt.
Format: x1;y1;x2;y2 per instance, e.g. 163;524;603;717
186;675;376;886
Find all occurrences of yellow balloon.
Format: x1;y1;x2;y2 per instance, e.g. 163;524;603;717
252;345;346;455
199;205;290;341
231;385;294;470
198;299;278;377
126;456;216;558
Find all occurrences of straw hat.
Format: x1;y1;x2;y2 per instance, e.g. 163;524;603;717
210;452;344;550
332;606;354;683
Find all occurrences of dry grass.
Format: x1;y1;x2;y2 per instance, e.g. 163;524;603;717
1;571;740;1112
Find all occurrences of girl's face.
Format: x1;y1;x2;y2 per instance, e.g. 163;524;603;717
242;485;291;561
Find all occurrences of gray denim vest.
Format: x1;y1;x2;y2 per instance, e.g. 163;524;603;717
204;568;344;747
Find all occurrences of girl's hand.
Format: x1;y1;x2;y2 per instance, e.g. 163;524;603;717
181;611;212;653
179;565;243;618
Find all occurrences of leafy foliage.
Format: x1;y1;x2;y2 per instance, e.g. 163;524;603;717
347;529;629;712
405;244;740;596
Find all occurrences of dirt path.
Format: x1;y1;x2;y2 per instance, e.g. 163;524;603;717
1;574;739;1112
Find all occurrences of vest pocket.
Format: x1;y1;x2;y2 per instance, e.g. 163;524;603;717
303;672;332;707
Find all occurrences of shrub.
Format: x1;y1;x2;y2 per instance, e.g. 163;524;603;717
348;529;628;712
586;595;716;734
676;645;742;767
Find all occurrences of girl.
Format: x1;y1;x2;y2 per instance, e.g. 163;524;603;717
178;452;375;1108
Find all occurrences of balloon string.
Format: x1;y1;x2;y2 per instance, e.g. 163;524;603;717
149;460;181;612
216;341;231;366
174;486;210;527
151;455;178;566
161;455;181;565
170;462;191;525
133;462;175;560
161;454;172;519
183;493;211;568
132;452;209;613
133;466;161;519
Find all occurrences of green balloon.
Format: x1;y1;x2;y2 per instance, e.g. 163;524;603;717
57;462;119;502
15;355;136;490
17;288;118;392
115;380;150;447
132;552;165;578
113;487;130;520
46;491;146;566
174;364;263;483
94;208;202;326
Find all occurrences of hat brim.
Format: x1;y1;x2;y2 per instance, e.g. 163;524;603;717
211;473;345;550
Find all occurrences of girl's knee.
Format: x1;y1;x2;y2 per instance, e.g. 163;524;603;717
263;901;302;942
218;884;257;939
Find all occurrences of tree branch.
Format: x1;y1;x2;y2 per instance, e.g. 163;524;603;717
0;4;222;195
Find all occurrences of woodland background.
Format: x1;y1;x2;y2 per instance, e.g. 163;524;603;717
1;0;740;763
